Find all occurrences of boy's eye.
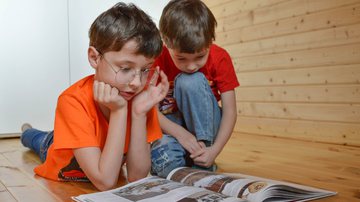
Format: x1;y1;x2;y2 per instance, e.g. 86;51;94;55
197;55;205;59
141;68;151;73
119;67;131;72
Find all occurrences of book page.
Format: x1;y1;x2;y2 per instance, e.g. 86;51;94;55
167;167;336;202
72;176;248;202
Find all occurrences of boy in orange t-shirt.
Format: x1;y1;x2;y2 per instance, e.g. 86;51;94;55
20;3;169;191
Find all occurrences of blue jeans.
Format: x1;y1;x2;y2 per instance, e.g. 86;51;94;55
21;128;54;162
151;72;221;177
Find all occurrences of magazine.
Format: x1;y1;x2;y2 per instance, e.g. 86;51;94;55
72;167;336;202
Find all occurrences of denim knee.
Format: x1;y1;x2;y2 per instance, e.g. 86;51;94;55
174;72;207;96
150;135;186;178
173;72;221;142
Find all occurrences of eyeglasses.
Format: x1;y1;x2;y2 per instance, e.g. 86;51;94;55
99;53;156;86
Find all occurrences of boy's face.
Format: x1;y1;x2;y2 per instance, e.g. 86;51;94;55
91;40;155;100
167;48;209;73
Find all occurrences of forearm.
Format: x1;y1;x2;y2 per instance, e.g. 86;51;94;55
212;108;237;156
98;109;128;183
76;109;128;190
158;110;190;139
126;114;150;182
212;91;237;156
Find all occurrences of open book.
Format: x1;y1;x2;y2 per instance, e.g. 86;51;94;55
72;167;336;202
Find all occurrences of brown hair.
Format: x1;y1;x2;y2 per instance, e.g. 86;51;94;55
89;2;162;58
160;0;217;53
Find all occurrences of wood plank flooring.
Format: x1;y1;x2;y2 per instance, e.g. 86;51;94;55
0;132;359;201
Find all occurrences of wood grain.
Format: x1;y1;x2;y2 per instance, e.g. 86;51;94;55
1;134;359;201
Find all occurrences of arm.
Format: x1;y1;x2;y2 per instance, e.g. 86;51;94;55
126;113;150;182
127;69;169;181
192;90;237;167
74;81;128;191
158;111;203;154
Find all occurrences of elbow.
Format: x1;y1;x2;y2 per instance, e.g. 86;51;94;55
94;178;118;191
127;173;147;183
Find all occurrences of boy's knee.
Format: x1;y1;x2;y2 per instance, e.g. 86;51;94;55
175;72;206;92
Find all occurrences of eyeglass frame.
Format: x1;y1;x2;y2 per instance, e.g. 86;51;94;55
96;49;156;86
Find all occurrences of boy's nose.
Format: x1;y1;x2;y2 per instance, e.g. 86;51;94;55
128;74;142;88
187;65;198;72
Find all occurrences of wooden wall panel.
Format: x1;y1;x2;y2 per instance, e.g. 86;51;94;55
204;0;360;146
234;43;360;72
204;5;360;201
236;102;360;123
216;3;360;42
236;64;360;86
236;85;360;103
252;0;360;25
210;0;286;20
234;117;360;146
222;24;360;57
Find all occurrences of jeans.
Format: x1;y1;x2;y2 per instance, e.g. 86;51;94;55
21;128;54;162
151;72;221;178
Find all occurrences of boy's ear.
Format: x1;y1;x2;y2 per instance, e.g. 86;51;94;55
88;46;100;69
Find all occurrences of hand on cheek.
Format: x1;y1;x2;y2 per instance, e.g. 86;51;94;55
132;67;169;116
93;80;127;111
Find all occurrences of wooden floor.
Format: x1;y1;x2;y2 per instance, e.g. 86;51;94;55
0;132;359;202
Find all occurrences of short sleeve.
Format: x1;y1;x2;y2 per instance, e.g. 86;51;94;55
213;50;239;93
53;94;99;150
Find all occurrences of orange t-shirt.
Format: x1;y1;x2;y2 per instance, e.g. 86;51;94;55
34;75;162;181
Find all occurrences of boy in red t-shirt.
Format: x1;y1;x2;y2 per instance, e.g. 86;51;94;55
20;3;169;191
151;0;239;178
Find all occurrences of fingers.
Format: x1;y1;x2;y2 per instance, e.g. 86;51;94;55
93;80;119;102
193;155;213;168
149;66;160;86
193;155;206;165
198;141;206;148
190;152;204;159
110;86;119;98
159;70;168;86
190;147;205;159
188;140;205;158
156;70;169;97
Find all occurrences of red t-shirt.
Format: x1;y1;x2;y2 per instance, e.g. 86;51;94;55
154;44;239;114
34;75;162;181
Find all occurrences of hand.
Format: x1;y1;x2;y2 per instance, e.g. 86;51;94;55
93;80;127;111
132;67;169;116
176;132;204;155
191;145;217;168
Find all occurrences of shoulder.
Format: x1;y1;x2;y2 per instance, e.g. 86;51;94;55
60;75;94;98
57;75;95;111
209;44;231;62
207;44;232;67
210;44;229;55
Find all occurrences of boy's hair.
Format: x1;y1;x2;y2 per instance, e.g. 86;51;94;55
89;2;162;58
160;0;217;53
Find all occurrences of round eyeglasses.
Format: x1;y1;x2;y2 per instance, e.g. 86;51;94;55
99;53;156;86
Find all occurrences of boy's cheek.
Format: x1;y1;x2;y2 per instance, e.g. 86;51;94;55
135;84;147;94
